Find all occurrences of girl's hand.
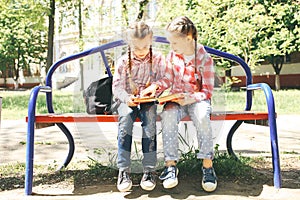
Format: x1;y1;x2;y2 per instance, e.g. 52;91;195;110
127;95;139;107
140;84;158;97
172;93;196;106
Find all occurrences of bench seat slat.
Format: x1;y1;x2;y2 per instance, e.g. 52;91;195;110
27;111;270;123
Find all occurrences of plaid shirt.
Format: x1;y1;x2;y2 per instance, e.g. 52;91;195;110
155;44;215;101
113;51;165;103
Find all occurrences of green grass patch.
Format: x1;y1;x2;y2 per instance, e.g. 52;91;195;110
176;144;257;180
223;89;300;113
1;89;299;120
1;90;85;120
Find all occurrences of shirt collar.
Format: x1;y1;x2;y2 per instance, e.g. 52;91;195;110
132;52;151;63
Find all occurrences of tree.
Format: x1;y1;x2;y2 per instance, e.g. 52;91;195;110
137;0;149;20
46;0;55;73
158;0;300;90
258;0;300;90
0;0;47;89
156;0;267;85
122;0;129;26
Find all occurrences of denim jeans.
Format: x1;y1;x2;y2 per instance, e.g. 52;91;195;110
117;102;157;171
160;100;214;161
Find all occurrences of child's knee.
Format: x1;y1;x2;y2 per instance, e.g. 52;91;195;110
163;102;179;111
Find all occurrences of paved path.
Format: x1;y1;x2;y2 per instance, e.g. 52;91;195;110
0;115;300;199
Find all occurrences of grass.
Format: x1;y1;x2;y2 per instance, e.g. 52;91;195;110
175;145;256;178
1;89;299;120
1;90;85;120
223;89;300;114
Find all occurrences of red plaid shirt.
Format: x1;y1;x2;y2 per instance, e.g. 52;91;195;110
113;51;165;103
155;44;214;101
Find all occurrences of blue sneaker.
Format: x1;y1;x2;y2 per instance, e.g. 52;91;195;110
202;167;217;192
159;166;179;189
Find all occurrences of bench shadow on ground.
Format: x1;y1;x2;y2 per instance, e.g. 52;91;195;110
70;173;266;199
0;169;264;198
72;167;300;199
72;157;271;199
2;166;298;198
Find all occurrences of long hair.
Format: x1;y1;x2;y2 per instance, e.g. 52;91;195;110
126;21;153;94
166;16;202;91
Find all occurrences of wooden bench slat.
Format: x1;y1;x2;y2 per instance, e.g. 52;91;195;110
26;111;270;123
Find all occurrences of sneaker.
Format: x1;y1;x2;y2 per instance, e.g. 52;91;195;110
140;171;156;191
117;170;132;192
202;167;217;192
159;166;179;189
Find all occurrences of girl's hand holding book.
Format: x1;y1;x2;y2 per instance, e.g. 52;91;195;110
127;95;139;107
140;84;159;97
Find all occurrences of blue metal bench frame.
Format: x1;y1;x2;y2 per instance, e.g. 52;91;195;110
25;36;281;195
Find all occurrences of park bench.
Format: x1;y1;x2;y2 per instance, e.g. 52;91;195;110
25;36;281;195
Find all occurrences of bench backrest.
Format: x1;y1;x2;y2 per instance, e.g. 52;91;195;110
45;36;253;113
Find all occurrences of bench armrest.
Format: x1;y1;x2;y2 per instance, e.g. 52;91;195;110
27;85;52;125
247;83;276;116
28;86;52;116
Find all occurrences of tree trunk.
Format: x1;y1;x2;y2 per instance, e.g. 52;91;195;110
137;0;149;20
13;65;20;90
122;0;129;26
78;0;84;91
14;47;20;90
270;55;283;91
275;74;280;91
46;0;55;73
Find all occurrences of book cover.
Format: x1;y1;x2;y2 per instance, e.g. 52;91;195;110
133;93;184;103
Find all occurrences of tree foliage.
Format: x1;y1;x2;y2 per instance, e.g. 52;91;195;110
157;0;299;90
1;0;299;91
257;0;300;90
0;0;47;87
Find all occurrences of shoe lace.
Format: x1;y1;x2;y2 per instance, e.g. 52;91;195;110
144;172;154;181
169;166;176;173
120;171;130;183
203;168;216;182
160;166;176;180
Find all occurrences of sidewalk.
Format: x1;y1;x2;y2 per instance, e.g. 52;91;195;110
0;115;300;199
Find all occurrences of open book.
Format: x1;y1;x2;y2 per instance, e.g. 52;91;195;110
133;93;184;104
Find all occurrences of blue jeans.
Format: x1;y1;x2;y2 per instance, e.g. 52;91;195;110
117;102;157;171
160;100;214;161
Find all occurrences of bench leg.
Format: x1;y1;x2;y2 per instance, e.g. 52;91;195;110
25;122;75;195
25;86;52;195
25;110;35;195
248;83;281;189
226;120;243;160
56;123;75;170
226;118;281;189
268;104;281;189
